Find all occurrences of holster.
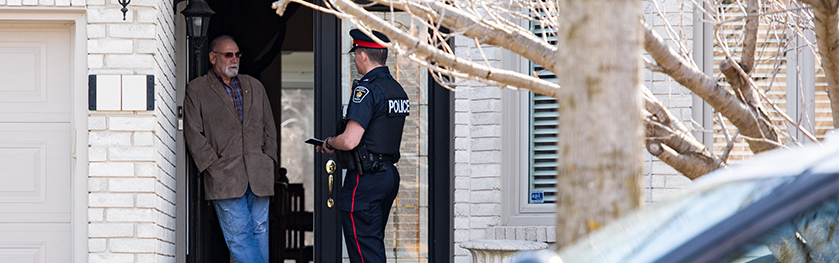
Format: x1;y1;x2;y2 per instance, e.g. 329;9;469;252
358;145;391;173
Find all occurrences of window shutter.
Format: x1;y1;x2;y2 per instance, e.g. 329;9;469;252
528;21;558;203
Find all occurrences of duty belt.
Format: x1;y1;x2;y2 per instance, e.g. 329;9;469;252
369;153;397;163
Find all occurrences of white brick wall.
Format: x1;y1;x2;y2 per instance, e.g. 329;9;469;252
452;1;696;262
643;0;696;203
452;33;507;262
86;0;179;262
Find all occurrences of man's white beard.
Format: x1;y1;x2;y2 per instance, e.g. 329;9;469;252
224;64;239;78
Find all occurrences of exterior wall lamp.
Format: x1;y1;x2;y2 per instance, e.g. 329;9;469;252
181;0;215;54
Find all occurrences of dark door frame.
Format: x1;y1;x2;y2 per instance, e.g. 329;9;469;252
428;55;453;262
311;7;454;262
312;2;344;261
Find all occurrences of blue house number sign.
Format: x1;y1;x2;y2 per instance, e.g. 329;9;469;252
530;190;544;204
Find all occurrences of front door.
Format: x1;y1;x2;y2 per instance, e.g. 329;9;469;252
178;0;345;262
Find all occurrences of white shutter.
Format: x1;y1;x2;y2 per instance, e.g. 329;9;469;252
528;20;558;203
529;92;558;203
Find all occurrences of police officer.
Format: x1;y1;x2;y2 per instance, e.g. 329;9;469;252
318;28;409;263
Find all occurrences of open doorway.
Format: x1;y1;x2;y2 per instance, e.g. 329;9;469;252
177;0;318;262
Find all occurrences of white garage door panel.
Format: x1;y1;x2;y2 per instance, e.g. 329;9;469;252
0;21;72;262
0;223;71;263
0;123;71;223
0;26;71;123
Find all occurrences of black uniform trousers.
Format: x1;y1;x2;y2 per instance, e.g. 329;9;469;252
340;163;400;263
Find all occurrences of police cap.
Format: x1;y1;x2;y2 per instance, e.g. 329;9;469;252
349;29;390;52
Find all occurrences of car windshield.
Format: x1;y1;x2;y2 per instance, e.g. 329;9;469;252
557;176;795;263
721;195;839;263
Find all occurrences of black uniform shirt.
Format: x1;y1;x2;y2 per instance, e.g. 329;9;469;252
345;66;409;157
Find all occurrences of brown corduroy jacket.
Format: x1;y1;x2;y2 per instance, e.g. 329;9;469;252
184;71;277;200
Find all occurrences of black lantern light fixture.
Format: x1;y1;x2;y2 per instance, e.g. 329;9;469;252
181;0;215;53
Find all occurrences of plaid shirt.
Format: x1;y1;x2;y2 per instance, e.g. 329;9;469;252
213;70;244;122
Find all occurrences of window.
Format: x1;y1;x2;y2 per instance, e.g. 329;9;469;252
500;19;558;225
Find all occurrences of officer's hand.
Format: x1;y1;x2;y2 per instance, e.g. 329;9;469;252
319;137;335;154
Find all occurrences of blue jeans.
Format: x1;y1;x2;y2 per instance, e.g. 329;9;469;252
213;187;270;263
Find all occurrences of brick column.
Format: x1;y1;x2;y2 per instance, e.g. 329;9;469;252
452;35;505;263
87;0;178;262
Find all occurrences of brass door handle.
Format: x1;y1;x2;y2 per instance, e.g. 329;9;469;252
326;159;336;208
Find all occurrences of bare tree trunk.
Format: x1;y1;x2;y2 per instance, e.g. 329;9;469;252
555;0;644;248
799;0;839;128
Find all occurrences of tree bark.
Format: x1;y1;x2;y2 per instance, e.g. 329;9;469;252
642;88;723;179
798;0;839;128
737;0;762;107
741;0;759;74
555;0;643;248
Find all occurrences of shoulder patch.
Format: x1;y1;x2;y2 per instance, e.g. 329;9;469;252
352;86;370;103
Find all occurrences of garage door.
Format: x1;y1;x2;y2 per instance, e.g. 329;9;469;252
0;22;72;263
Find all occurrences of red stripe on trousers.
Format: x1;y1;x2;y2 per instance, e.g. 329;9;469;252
351;172;364;263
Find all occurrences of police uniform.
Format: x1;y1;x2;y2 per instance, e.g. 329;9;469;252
338;29;409;263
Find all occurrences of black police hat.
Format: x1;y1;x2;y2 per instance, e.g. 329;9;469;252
349;28;390;52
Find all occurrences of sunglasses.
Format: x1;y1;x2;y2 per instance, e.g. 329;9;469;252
213;51;243;59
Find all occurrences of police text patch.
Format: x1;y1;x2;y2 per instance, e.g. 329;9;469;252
388;99;410;116
352;86;369;103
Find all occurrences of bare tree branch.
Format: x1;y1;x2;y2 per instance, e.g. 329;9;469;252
732;0;763;109
644;119;723;179
643;87;690;133
643;88;723;179
720;130;740;162
644;21;781;153
271;0;839;182
367;0;560;75
741;0;760;72
716;31;820;143
272;0;562;97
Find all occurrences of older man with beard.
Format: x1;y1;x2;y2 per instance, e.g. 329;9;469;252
183;35;278;263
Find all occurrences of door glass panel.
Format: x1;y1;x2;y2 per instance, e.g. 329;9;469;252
342;13;430;261
280;51;316;250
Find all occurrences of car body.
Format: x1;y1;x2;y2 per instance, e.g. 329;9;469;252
551;134;839;263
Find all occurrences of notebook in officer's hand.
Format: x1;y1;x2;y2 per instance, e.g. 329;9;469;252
305;138;324;146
